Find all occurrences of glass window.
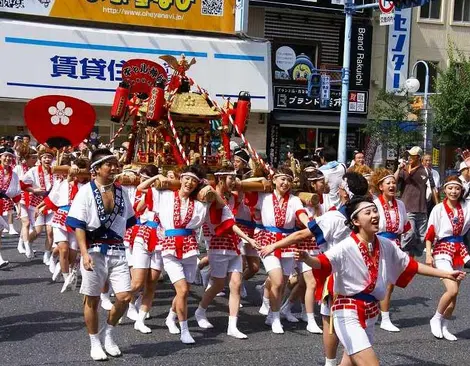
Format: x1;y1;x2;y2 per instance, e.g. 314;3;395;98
420;0;441;19
454;0;470;22
416;61;439;94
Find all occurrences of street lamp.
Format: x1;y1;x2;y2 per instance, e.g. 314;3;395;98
405;60;430;154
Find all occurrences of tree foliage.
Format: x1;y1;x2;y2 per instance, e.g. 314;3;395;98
431;41;470;147
364;89;422;161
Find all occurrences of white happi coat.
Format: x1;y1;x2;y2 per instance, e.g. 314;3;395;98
206;202;239;256
13;163;31;207
248;191;306;258
66;182;136;245
425;199;470;265
152;189;209;259
307;206;350;252
318;234;417;300
21;165;56;208
374;196;408;235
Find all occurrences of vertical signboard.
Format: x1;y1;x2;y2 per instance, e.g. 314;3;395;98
386;8;412;93
350;24;373;91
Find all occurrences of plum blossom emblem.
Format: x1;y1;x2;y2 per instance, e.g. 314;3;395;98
48;101;73;125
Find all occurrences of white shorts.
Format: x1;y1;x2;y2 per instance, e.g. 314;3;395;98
53;227;78;251
262;255;295;276
125;248;133;267
163;255;197;284
132;240;163;271
334;312;377;355
435;258;455;271
240;242;259;257
320;296;332;317
80;252;131;297
297;260;313;273
208;253;242;278
19;204;35;222
34;212;54;227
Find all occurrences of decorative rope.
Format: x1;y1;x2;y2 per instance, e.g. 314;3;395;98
107;119;128;147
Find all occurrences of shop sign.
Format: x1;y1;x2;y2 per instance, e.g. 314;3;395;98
267;123;280;167
386;7;412;93
349;24;373;91
274;86;368;114
0;0;235;34
272;40;318;86
0;19;272;112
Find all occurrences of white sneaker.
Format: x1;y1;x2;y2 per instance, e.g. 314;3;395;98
380;319;400;332
227;327;248;339
134;320;152;334
100;293;113;311
90;345;108;361
0;259;9;269
52;263;62;282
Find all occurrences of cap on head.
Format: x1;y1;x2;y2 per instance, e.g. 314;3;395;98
459;161;469;172
407;146;423;156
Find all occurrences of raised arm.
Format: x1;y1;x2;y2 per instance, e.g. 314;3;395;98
259;228;312;257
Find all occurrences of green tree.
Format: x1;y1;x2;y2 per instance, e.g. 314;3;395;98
364;89;422;167
431;42;470;147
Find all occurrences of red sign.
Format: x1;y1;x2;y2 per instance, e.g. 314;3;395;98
24;95;96;148
121;59;167;94
379;0;394;13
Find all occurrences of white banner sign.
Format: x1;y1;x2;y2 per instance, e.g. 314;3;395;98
0;19;272;112
380;12;395;26
386;8;411;93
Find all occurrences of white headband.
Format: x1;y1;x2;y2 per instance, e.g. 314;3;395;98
350;203;377;219
308;176;324;182
340;178;354;199
378;174;395;184
0;151;15;157
90;155;117;170
180;172;202;182
304;167;317;173
273;173;294;181
443;181;463;189
214;171;237;176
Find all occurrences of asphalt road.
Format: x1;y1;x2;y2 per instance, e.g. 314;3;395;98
1;232;469;366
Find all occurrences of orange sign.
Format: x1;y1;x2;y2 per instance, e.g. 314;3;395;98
0;0;235;34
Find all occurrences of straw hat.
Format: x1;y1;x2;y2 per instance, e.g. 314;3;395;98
170;92;221;118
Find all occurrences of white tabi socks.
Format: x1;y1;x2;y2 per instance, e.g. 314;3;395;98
442;319;457;341
134;309;152;334
43;250;51;265
430;311;443;339
0;251;9;269
165;308;180;334
89;333;107;361
259;296;270;316
179;320;195;344
17;237;26;254
280;300;299;323
270;311;284;334
24;241;33;259
324;357;337;366
195;306;214;329
126;301;138;321
9;223;18;235
380;311;400;332
102;324;122;357
306;313;323;334
100;291;113;311
227;316;247;339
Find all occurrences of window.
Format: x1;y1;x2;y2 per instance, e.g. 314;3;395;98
454;0;470;22
416;61;438;94
420;0;442;20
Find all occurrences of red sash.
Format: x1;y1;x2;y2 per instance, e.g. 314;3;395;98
173;191;195;259
443;198;464;236
351;232;380;293
378;195;399;233
272;191;289;259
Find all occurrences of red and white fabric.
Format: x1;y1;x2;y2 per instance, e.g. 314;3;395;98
374;195;410;246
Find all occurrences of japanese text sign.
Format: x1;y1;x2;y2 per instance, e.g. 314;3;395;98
0;0;235;34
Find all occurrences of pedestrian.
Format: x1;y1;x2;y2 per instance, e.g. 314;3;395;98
422;154;441;215
66;148;136;361
260;172;369;366
349;150;365;168
248;167;310;334
139;165;212;344
371;168;410;333
318;146;347;208
425;176;470;341
395;146;438;257
0;147;22;268
296;195;465;366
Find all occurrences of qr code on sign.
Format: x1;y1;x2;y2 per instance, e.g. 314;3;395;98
201;0;223;16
